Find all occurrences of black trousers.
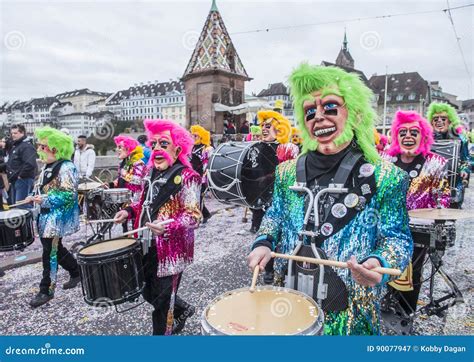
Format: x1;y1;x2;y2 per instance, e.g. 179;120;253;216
201;186;211;220
250;208;265;231
39;237;80;295
142;244;186;335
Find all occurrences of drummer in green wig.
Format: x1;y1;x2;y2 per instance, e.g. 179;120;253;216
27;126;81;308
247;63;412;335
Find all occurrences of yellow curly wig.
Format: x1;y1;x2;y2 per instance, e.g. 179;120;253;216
257;110;291;144
190;125;211;146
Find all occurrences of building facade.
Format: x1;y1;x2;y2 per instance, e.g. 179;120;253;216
106;81;185;123
55;88;111;113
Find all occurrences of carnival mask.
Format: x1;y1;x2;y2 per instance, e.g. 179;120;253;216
116;143;129;160
397;122;422;156
37;140;57;163
150;131;181;171
303;91;348;154
431;113;450;133
261;120;277;143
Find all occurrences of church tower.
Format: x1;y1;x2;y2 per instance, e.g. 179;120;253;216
335;29;355;69
182;0;251;133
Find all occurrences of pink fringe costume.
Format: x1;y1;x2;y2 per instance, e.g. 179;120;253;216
125;119;201;336
384;111;450;210
112;136;146;203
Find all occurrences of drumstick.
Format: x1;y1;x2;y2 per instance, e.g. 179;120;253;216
121;219;175;237
9;199;33;208
86;218;117;224
249;265;260;292
94;176;109;189
271;252;402;276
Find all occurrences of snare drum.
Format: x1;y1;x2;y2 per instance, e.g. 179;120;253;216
0;209;34;252
78;181;102;194
77;238;144;306
201;286;324;335
208;142;278;209
102;188;132;204
409;217;456;249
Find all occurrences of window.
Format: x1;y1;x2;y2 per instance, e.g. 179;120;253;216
396;94;404;101
386;94;391;101
408;93;416;100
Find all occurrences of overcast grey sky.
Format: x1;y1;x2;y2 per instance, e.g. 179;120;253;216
0;0;472;103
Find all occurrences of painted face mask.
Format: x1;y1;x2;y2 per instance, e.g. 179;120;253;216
431;113;450;133
397;122;422;156
150;131;180;171
303;91;349;154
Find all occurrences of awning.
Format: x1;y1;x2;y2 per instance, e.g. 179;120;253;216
214;100;272;115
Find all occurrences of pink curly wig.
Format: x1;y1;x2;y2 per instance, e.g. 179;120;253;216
144;119;194;168
387;111;433;157
114;135;139;155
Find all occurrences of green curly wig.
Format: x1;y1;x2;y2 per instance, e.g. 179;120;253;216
289;63;379;163
427;102;462;132
35;127;75;161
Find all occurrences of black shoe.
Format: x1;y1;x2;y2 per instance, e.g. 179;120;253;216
0;269;5;278
172;305;196;334
63;276;81;290
29;293;53;308
263;271;274;285
250;226;257;234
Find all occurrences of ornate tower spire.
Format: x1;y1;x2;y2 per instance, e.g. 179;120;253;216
182;0;250;80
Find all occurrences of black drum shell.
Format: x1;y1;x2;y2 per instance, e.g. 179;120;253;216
77;239;144;306
0;210;34;252
209;142;278;209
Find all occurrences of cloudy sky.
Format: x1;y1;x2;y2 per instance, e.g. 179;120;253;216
0;0;472;103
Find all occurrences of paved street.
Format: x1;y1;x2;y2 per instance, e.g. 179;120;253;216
0;192;472;336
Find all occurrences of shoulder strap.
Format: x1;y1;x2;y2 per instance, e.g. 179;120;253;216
296;153;308;184
333;149;363;186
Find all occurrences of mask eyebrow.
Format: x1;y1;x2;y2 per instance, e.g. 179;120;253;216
320;87;343;98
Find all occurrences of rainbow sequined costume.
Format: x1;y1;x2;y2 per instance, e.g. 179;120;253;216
38;161;80;238
130;167;201;277
253;158;413;335
381;152;450;210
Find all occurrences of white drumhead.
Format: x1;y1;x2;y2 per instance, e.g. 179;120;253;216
79;238;136;255
78;182;102;191
0;209;30;220
409;217;433;226
205;288;319;335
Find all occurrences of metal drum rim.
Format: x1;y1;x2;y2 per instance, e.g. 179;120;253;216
201;285;324;336
77;238;140;262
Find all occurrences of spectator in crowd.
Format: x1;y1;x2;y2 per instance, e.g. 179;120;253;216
6;124;38;206
0;137;8;210
73;135;96;179
240;121;250;134
225;121;236;135
137;134;151;165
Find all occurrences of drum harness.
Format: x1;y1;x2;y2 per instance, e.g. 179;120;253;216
138;163;185;256
286;148;364;312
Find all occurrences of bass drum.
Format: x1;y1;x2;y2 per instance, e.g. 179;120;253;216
208;141;278;209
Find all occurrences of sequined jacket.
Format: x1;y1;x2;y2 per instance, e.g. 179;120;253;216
253;157;412;335
381;152;450;210
116;159;146;203
130;167;201;277
38;161;80;238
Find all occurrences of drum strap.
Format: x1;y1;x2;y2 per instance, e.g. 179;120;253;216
146;163;186;221
39;160;66;193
